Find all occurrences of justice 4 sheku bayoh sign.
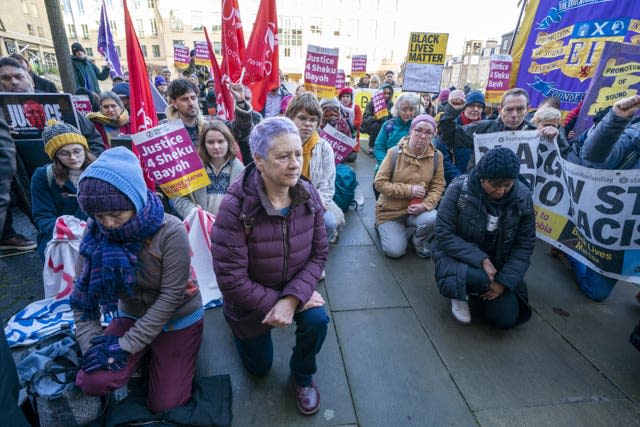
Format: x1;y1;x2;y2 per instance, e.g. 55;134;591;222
510;0;640;111
403;32;448;93
304;45;339;99
131;120;210;198
475;131;640;284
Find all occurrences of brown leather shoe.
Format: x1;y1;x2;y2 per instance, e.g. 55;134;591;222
295;381;320;415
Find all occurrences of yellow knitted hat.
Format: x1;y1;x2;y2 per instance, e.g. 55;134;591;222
43;119;89;160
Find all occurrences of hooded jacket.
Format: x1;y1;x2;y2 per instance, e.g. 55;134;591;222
71;56;110;94
211;164;328;339
432;172;535;311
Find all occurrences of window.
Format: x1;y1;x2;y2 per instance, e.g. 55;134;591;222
30;3;38;18
136;19;145;36
278;16;302;57
0;19;6;32
213;42;221;54
81;24;89;39
147;0;155;7
211;13;221;32
27;24;34;36
150;18;158;36
67;24;77;39
333;19;341;37
85;47;93;56
170;11;183;31
284;47;291;57
173;40;184;46
152;44;160;57
191;11;204;32
141;45;147;57
132;0;141;8
37;26;44;38
21;0;29;14
76;0;84;15
109;20;118;37
309;17;322;35
61;0;71;14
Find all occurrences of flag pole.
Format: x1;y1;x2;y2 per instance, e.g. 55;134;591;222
508;0;529;55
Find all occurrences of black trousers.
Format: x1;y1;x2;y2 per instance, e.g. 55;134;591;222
466;266;520;330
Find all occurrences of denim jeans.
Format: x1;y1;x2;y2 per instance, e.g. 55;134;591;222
234;306;329;387
567;256;618;302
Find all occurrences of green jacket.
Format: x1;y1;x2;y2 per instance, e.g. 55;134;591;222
71;56;110;93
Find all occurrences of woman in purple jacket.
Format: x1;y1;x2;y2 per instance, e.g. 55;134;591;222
211;116;329;415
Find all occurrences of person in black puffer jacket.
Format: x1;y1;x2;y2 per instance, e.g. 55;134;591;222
432;147;535;329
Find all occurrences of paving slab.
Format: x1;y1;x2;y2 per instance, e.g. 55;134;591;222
333;308;477;427
334;210;374;247
325;245;409;311
475;399;640;427
385;252;629;413
197;285;357;426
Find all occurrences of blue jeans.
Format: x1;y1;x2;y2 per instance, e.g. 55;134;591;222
568;256;618;302
234;307;329;387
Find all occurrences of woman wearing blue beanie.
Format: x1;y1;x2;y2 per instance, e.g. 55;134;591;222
70;147;203;413
432;147;535;329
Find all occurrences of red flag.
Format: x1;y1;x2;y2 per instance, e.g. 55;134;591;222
242;0;279;112
204;27;235;121
220;0;245;84
123;0;156;189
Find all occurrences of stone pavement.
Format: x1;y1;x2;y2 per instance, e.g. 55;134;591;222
3;145;640;426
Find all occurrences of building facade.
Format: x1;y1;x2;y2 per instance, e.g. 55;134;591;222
441;38;504;94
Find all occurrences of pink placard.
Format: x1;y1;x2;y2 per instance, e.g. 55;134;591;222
372;91;388;120
319;124;356;164
71;95;92;116
351;55;367;73
174;45;190;69
335;69;346;89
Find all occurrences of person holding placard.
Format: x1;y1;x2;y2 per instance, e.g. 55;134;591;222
433;147;534;328
374;114;444;259
173;121;245;218
72;147;203;413
211;117;329;415
285;93;342;243
362;84;394;154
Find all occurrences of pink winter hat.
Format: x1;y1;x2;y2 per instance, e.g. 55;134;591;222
438;89;451;103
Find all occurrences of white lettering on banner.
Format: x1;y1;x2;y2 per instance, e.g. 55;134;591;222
474;131;640;283
151;159;191;179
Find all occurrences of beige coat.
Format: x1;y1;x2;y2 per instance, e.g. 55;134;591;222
374;137;445;225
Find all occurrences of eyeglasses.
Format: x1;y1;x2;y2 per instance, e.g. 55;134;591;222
57;149;84;159
294;114;319;124
413;128;435;137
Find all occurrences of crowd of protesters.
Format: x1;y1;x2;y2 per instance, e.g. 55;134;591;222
1;38;639;424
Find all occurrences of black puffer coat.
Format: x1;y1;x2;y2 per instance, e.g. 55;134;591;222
432;171;535;306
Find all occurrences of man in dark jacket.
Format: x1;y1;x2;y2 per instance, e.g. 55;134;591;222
439;87;565;169
10;53;57;93
70;42;110;94
362;84;394;154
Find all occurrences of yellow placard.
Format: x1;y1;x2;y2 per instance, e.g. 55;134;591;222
161;168;211;199
534;205;567;241
406;32;448;65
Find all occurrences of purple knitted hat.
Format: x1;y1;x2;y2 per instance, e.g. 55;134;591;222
78;178;135;214
410;114;437;133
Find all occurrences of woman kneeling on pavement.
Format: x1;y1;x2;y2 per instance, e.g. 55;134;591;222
71;147;203;413
374;114;444;258
211;117;329;415
433;147;534;329
31;120;94;260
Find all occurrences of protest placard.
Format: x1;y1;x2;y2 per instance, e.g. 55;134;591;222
572;42;640;137
71;95;92;116
351;54;367;80
173;44;190;69
474;131;640;283
0;93;79;176
194;41;211;67
304;45;339;98
371;90;389;120
319;124;357;164
485;54;513;104
403;32;448;93
335;69;346;90
131;120;210;198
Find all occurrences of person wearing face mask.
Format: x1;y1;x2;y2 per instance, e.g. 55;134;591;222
173;121;245;218
30;120;95;259
436;90;485;186
433;147;535;329
87;91;132;148
72;147;203;414
374;114;444;259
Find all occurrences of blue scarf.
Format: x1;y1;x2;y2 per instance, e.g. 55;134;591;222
70;190;165;321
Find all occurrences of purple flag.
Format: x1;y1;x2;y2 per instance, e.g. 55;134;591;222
97;0;123;77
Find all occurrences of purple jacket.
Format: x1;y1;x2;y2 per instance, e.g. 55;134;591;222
211;164;328;339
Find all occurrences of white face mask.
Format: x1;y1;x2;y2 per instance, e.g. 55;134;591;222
486;214;499;232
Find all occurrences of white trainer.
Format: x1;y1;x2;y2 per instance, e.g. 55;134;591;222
451;299;471;324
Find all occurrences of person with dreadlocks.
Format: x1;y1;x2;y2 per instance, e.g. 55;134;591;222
70;147;203;413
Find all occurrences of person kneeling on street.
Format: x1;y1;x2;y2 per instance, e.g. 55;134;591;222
433;147;534;329
71;147;203;413
374;114;444;258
